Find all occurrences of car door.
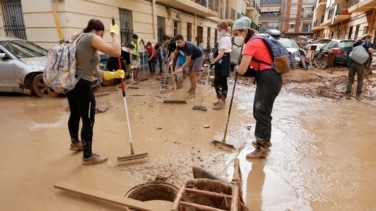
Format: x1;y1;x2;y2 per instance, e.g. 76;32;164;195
0;47;19;92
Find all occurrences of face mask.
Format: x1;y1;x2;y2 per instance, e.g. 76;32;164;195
234;36;245;46
218;31;223;37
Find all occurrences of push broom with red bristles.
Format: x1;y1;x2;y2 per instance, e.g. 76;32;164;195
111;17;148;162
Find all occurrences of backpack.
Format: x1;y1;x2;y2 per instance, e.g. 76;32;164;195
349;42;369;64
154;42;161;51
43;34;93;94
251;36;295;73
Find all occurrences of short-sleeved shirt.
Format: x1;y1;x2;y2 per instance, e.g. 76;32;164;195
218;34;232;53
177;41;203;60
75;33;99;82
242;37;273;71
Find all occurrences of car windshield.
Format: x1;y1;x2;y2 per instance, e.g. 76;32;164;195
339;41;354;48
277;38;299;48
0;40;47;58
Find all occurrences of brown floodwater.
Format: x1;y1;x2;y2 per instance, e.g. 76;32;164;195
1;70;376;210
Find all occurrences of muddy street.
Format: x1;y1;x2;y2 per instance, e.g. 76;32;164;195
1;68;376;210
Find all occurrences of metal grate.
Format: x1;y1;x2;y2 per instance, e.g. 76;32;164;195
119;8;133;46
157;16;165;42
1;0;26;39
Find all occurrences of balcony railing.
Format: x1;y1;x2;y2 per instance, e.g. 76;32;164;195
301;13;314;18
194;0;219;12
247;0;261;14
259;12;281;18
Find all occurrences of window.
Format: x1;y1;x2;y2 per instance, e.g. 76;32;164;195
290;6;297;14
354;25;360;40
348;26;353;39
157;16;165;42
207;27;211;49
290;24;295;28
119;8;133;45
187;23;192;41
363;26;368;35
173;21;178;36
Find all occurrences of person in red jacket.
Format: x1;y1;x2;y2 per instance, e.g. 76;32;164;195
144;41;158;77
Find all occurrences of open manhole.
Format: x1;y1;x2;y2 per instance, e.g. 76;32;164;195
124;181;179;202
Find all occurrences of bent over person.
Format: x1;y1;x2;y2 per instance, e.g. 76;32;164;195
232;16;282;159
67;19;124;165
169;34;204;97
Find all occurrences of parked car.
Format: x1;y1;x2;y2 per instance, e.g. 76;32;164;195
315;39;355;68
0;37;59;97
304;39;332;60
276;37;307;68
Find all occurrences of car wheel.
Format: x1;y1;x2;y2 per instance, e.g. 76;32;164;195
318;55;328;69
32;73;59;97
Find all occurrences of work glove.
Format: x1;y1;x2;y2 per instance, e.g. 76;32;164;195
103;70;124;80
169;60;174;67
109;24;120;37
173;67;183;75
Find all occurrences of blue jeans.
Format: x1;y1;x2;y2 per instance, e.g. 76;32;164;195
253;69;282;141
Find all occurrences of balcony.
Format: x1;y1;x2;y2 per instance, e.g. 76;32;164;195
349;0;376;13
259;12;281;20
246;0;261;15
301;13;314;19
156;0;218;17
321;5;350;26
219;8;236;24
318;0;327;7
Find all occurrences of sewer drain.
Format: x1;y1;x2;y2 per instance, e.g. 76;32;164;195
124;181;179;202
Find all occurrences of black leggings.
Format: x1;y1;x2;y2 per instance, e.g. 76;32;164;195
66;79;96;159
214;61;229;99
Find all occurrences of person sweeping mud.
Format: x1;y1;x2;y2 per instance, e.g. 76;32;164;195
211;22;232;110
67;19;124;165
169;34;204;97
232;16;282;159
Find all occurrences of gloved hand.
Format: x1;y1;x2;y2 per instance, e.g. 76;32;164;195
210;64;215;70
173;67;183;75
109;24;120;36
103;70;124;80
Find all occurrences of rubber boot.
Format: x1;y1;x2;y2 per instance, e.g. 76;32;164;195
213;99;225;110
247;140;271;159
213;98;221;106
345;92;351;100
356;94;363;101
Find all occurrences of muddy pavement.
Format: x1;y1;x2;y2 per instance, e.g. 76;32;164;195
1;68;376;210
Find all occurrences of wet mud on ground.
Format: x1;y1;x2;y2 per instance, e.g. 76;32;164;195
1;67;376;210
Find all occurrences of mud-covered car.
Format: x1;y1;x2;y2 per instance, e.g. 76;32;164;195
0;37;59;97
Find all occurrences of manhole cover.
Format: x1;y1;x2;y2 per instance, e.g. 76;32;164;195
124;181;179;202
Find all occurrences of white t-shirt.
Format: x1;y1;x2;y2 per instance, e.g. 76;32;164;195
218;33;232;53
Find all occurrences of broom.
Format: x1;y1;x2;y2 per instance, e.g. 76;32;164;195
111;17;148;162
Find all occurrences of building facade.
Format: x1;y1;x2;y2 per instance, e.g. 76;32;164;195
259;0;315;37
0;0;260;50
311;0;376;43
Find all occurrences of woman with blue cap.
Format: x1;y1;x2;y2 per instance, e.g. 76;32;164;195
232;16;282;159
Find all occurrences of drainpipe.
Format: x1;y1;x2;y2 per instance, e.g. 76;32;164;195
51;0;64;44
152;0;156;39
369;8;375;34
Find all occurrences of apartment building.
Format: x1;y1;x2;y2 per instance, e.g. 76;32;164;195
311;0;376;42
0;0;259;50
259;0;315;38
